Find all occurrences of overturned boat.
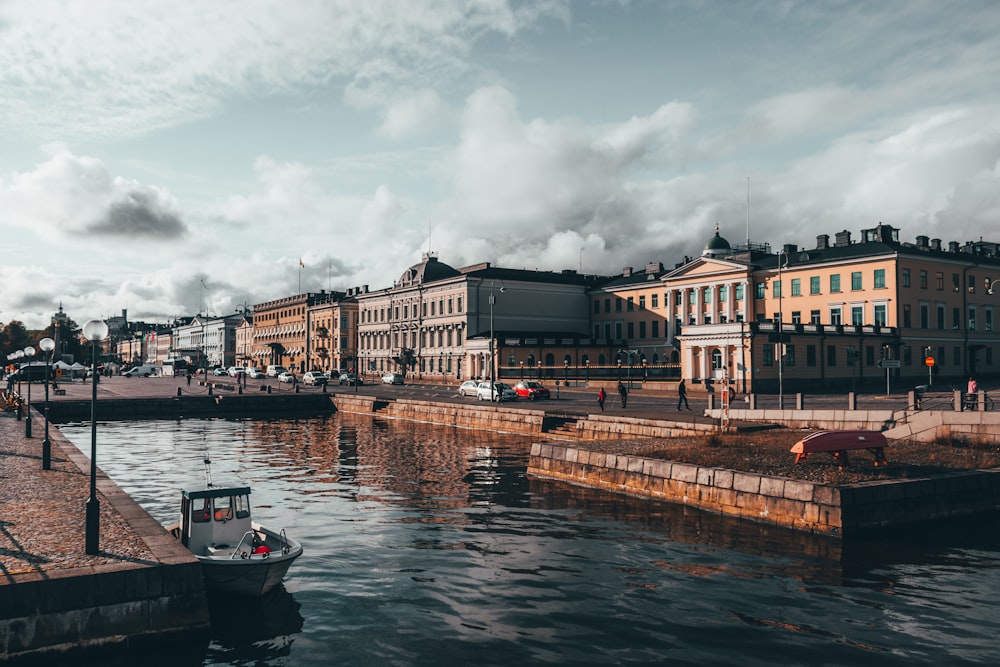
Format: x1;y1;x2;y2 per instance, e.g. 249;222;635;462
168;480;302;596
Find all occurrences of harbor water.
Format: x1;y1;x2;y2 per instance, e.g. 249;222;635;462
58;413;1000;666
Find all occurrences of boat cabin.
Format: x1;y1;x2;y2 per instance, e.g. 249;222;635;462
178;481;254;556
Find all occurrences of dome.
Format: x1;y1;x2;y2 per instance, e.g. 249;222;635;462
702;225;732;258
395;253;460;287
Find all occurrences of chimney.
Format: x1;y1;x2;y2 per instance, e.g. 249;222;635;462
834;230;852;247
916;235;929;249
816;234;829;250
948;241;959;253
931;238;942;251
622;267;633;278
645;261;664;275
782;243;798;256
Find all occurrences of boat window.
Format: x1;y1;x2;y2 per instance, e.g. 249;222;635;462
234;494;251;519
213;496;233;522
192;497;210;523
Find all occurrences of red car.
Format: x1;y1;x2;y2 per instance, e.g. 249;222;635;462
514;381;550;400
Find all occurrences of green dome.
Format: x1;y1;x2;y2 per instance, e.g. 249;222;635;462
702;226;732;257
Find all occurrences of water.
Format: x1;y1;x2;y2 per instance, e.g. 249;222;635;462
58;414;1000;666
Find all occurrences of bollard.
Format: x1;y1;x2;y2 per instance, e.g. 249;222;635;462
295;385;300;394
953;390;962;412
177;387;182;397
795;393;804;410
847;391;856;410
748;393;756;410
208;385;213;396
238;386;243;395
267;385;272;394
979;389;986;412
16;399;22;421
707;393;715;410
907;389;917;410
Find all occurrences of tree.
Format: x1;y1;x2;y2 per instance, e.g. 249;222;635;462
0;320;32;357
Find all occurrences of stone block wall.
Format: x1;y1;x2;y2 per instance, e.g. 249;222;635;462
528;443;1000;537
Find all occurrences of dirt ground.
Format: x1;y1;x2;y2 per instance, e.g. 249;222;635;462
589;428;1000;485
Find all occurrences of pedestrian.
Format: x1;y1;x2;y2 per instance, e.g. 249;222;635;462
676;379;690;410
968;376;978;394
186;372;192;387
597;387;606;411
618;381;628;408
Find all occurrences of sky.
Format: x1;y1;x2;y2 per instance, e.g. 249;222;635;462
2;0;1000;330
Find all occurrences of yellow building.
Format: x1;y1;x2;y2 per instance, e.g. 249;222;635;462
662;223;1000;392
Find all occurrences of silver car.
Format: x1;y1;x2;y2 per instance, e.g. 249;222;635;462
457;380;479;397
475;382;517;402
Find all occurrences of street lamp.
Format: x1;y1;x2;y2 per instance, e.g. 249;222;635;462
83;319;109;556
39;337;55;469
488;283;505;387
23;346;36;437
776;249;789;409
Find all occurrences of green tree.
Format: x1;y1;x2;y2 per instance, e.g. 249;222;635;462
0;320;32;358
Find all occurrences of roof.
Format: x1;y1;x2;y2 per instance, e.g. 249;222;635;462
182;480;252;499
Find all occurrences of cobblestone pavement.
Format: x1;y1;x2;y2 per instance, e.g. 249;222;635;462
0;406;156;583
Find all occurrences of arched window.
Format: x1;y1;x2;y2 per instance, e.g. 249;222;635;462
598;354;607;365
527;354;536;366
581;353;590;365
563;354;572;366
711;349;724;370
652;353;660;364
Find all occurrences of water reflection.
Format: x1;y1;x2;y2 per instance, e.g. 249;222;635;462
56;414;1000;667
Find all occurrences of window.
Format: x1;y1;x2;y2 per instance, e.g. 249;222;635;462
689;291;696;305
806;345;817;367
953;307;960;330
627;322;634;339
851;272;862;290
616;297;623;312
937;304;945;330
735;284;744;301
791;278;801;296
763;345;774;366
605;298;611;313
703;289;712;304
935;272;943;290
594;300;600;313
785;345;795;367
874;304;886;326
953;273;960;292
830;307;842;325
810;276;820;294
651;294;659;308
953;346;961;366
903;304;911;328
810;309;821;324
987;308;994;332
756;283;766;299
830;274;841;293
638;321;646;339
719;286;727;302
903;346;912;366
773;280;782;298
627;296;635;311
711;349;724;370
651;320;659;338
851;305;863;325
674;292;682;306
827;345;837;367
968;274;976;293
902;268;910;288
639;295;646;309
791;311;801;324
866;346;875;366
968;306;976;331
874;269;885;288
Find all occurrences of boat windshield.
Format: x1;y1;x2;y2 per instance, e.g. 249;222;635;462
214;496;233;522
234;494;251;519
192;497;210;523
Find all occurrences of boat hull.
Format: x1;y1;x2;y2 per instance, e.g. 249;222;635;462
169;522;302;596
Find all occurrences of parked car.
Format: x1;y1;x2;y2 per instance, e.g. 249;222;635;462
228;366;246;377
381;372;404;385
212;367;227;376
513;381;550;400
457;380;479;397
266;365;286;377
339;373;362;386
123;364;155;378
246;368;264;379
476;381;517;402
302;371;327;386
277;371;296;384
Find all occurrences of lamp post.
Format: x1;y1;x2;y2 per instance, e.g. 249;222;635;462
23;346;36;437
83;319;109;556
39;338;55;469
776;249;789;409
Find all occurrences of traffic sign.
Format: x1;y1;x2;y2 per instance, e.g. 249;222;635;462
878;359;901;369
924;356;935;367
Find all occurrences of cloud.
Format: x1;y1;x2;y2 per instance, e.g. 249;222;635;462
0;149;188;243
377;89;449;139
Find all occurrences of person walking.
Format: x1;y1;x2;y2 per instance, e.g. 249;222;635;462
676;379;690;410
597;387;606;412
617;381;628;408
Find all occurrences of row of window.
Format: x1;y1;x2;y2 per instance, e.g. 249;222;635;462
907;304;995;331
902;269;994;293
360;328;465;351
761;344;994;369
362;296;465;323
756;269;888;300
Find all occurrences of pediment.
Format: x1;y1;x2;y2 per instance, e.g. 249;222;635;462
663;257;749;283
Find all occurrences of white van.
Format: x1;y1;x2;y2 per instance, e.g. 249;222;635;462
123;364;156;377
266;365;286;377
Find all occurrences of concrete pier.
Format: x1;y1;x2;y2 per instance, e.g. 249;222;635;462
0;409;210;663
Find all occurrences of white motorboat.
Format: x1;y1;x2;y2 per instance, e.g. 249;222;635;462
168;480;302;596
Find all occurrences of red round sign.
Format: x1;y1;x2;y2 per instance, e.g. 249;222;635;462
924;356;935;367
